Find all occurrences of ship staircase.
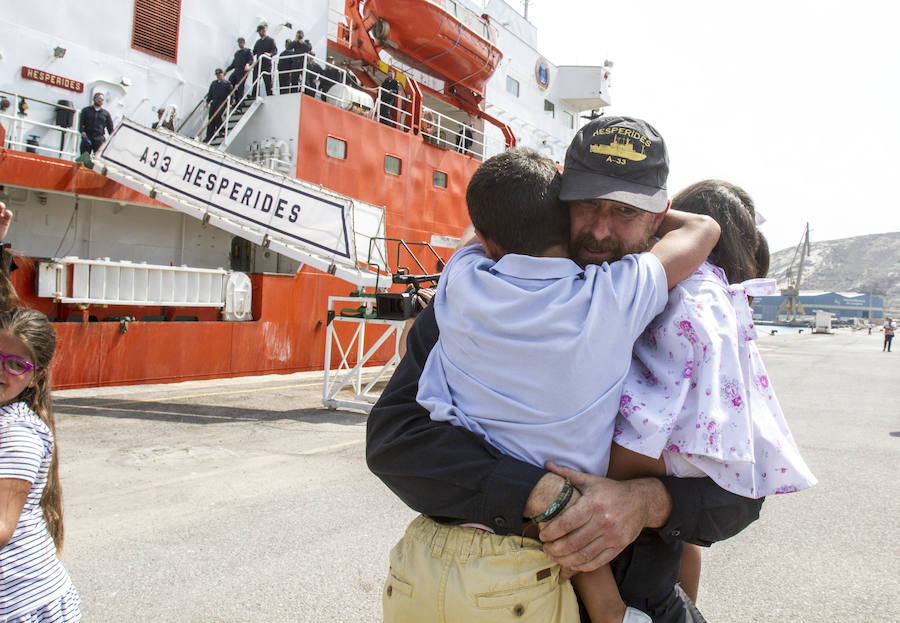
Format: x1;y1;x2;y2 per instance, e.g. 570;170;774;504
179;59;267;152
777;223;811;322
206;98;260;150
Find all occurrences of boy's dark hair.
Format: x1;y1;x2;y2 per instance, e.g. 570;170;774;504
671;179;769;283
465;148;567;256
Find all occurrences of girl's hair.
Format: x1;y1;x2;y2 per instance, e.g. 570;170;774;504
0;271;19;311
0;246;20;312
670;180;769;283
0;308;63;551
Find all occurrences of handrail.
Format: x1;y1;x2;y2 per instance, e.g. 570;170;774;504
0;90;81;160
0;88;77;113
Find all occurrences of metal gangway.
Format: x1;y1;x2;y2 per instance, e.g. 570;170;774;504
96;118;388;289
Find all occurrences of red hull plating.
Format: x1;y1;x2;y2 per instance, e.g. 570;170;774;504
7;96;480;389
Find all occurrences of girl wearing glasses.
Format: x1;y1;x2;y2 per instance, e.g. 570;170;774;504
0;308;81;622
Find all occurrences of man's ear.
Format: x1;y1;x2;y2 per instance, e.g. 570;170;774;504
474;229;504;261
655;200;670;222
650;201;670;232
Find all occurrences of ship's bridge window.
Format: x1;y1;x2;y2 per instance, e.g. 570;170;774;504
506;76;520;98
326;136;347;159
132;0;182;63
433;170;448;188
544;100;555;119
563;111;574;129
385;154;402;175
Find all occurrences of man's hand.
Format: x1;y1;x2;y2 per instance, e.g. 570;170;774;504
537;462;673;574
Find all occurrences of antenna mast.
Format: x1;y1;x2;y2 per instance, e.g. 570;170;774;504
522;0;531;20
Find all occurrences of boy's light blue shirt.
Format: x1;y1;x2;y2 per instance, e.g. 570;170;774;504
417;243;668;476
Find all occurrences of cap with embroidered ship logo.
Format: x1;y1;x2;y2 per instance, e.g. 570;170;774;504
560;115;669;214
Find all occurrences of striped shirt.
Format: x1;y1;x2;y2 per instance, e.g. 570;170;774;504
0;401;77;620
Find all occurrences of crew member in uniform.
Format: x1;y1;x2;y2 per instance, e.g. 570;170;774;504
379;68;400;127
252;24;277;97
204;69;231;142
288;30;312;93
225;37;254;104
79;92;114;155
278;41;295;94
320;55;341;100
304;51;323;97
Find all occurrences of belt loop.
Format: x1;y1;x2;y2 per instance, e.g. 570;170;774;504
458;527;477;563
430;523;449;559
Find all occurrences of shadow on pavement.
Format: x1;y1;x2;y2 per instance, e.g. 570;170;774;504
54;396;369;426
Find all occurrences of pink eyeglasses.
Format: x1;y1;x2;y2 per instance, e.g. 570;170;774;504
0;351;35;376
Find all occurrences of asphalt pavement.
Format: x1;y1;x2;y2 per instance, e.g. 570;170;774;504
53;328;899;622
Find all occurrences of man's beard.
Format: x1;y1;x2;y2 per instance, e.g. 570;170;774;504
569;233;652;268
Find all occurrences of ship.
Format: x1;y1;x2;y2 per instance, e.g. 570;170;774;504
0;0;611;391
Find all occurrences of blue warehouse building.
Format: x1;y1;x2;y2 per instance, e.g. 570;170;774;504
753;291;885;322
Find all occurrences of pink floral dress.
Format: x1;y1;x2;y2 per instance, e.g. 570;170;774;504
614;262;817;498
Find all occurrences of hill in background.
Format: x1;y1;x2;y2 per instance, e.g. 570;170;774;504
767;231;900;313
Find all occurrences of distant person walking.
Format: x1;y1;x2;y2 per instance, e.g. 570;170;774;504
884;317;894;352
225;37;253;104
204;69;231;142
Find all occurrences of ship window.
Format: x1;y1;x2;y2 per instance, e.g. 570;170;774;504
563;111;574;129
433;170;448;188
385;155;402;175
544;100;555;119
326;136;347;159
506;76;520;97
131;0;182;63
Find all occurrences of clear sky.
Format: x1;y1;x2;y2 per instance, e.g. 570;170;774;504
520;0;899;254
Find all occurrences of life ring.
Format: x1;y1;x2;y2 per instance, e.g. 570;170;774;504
421;110;435;136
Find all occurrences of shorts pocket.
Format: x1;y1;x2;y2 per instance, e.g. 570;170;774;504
385;568;414;599
474;575;557;609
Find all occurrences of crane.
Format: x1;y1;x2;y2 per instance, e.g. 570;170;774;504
777;223;811;322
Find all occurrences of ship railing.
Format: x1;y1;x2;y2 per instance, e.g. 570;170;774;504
428;0;496;42
328;5;355;50
419;105;486;160
0;89;81;161
374;84;413;132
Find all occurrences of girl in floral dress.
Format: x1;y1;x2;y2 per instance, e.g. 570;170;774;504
607;180;816;603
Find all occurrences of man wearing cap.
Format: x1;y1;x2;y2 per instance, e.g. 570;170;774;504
225;37;254;104
79;92;114;155
367;117;764;622
204;69;231;142
251;24;277;97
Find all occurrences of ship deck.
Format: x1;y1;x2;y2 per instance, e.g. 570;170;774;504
53;328;899;621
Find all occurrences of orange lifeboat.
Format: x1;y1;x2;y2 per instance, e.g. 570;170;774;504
364;0;502;98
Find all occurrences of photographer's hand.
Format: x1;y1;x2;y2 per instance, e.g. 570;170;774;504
417;287;435;307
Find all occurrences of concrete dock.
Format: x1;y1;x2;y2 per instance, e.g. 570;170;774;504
53;328;899;622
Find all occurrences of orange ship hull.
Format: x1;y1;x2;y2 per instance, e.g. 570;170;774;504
6;96;478;389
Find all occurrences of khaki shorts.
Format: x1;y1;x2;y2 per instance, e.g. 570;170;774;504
383;515;580;623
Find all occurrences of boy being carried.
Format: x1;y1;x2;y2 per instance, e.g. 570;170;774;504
416;136;719;623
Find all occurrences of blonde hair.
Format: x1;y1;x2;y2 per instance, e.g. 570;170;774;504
1;308;64;551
